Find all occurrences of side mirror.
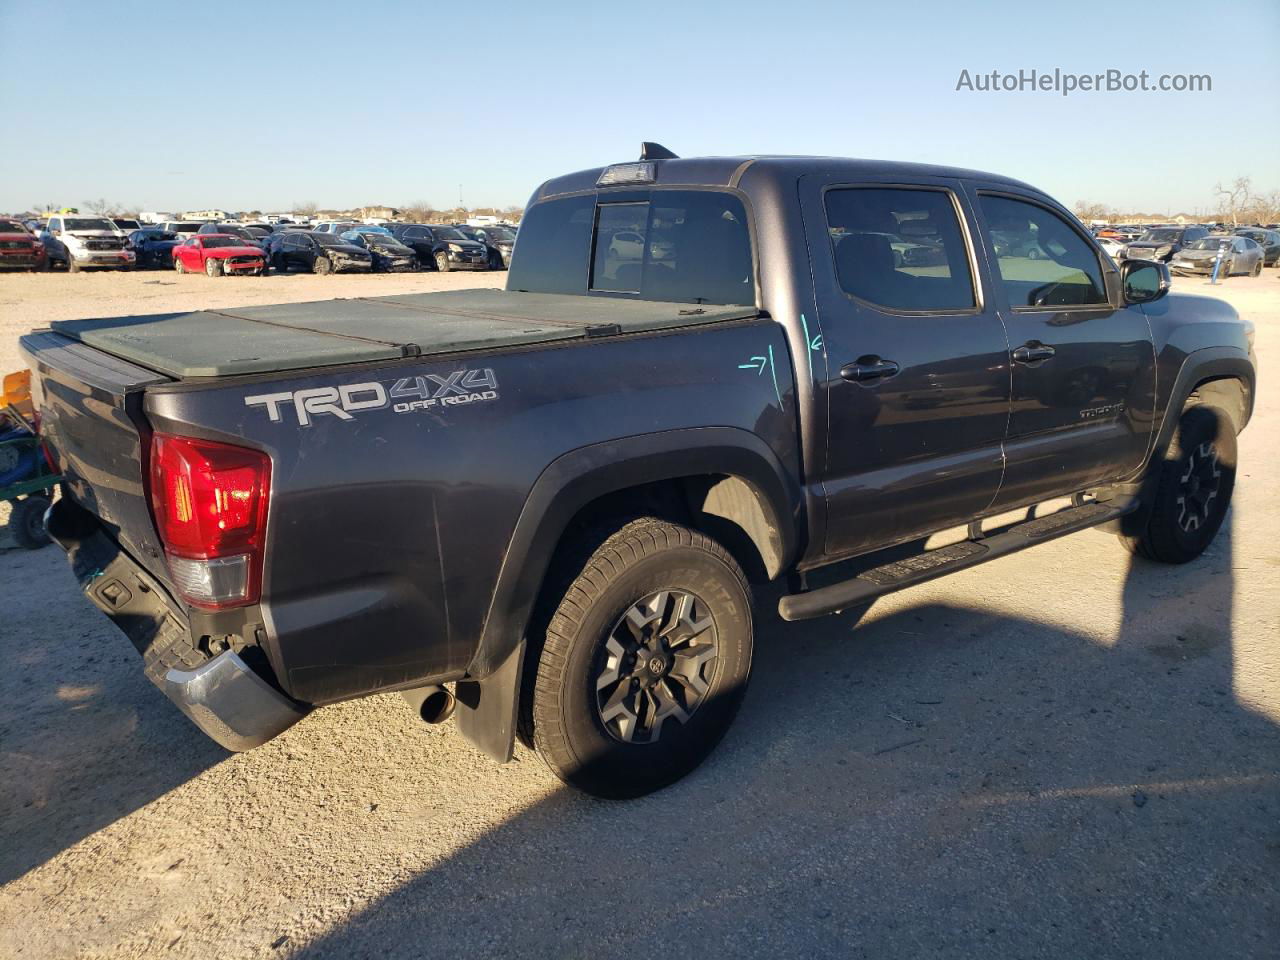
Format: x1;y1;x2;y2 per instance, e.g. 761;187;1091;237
1122;259;1170;305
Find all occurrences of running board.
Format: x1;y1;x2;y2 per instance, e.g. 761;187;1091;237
778;499;1138;622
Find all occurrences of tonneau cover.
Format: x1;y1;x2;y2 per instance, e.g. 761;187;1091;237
48;289;758;379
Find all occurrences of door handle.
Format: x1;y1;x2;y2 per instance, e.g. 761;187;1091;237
840;357;900;383
1012;342;1056;364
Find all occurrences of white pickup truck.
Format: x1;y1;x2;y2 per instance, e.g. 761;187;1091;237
41;215;135;272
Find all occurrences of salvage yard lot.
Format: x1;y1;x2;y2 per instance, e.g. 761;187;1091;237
0;269;1277;959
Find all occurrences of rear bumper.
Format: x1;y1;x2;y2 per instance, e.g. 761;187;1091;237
162;650;308;751
46;497;308;751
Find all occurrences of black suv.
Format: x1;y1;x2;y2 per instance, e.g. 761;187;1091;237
454;224;516;269
1124;225;1209;262
387;224;489;271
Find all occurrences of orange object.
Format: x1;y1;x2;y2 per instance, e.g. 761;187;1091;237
2;369;35;423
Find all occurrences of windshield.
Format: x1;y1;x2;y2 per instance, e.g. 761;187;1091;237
1141;228;1181;242
313;233;352;247
1235;229;1265;241
487;227;515;241
0;221;27;233
1191;237;1233;250
64;218;116;231
170;223;201;232
218;226;253;240
432;227;466;241
202;237;250;248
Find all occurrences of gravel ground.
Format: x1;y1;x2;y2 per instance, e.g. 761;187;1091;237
0;268;1277;959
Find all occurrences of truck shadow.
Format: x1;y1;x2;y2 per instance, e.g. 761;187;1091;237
290;517;1279;958
0;547;226;886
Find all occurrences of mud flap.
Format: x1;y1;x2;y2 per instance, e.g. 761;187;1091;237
455;638;525;763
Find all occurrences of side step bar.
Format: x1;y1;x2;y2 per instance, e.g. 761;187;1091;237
778;499;1138;622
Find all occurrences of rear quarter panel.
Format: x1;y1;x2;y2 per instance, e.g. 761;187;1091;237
142;318;799;704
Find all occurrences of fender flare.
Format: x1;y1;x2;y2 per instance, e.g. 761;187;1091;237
1151;347;1254;461
453;427;800;762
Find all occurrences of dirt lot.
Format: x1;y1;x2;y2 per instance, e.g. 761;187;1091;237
0;268;1277;959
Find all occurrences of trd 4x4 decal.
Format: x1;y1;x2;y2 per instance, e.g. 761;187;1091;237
245;368;499;426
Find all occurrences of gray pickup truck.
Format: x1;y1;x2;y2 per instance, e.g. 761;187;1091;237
22;144;1255;798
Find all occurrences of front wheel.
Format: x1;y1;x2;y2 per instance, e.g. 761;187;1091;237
9;495;52;549
205;257;221;277
526;519;753;798
174;256;185;274
1122;404;1236;563
1252;259;1262;277
314;256;332;275
434;251;450;272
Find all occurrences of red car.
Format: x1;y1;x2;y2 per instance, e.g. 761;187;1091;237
0;219;47;271
172;234;267;277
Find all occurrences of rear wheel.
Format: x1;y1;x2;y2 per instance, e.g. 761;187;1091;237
9;495;52;550
1122;404;1236;563
434;251;450;272
1252;258;1262;277
526;519;753;798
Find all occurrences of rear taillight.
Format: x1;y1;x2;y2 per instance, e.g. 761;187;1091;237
149;433;271;609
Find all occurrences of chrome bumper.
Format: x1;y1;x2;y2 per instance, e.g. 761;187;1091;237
162;651;308;751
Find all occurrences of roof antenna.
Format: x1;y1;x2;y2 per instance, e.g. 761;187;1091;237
640;142;678;161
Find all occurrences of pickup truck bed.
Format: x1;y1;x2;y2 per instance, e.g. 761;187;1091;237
50;289;758;378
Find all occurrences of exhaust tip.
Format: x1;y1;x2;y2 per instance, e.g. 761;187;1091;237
401;684;455;725
419;687;456;725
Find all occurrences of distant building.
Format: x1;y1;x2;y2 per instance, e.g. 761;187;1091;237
182;209;231;222
358;206;399;221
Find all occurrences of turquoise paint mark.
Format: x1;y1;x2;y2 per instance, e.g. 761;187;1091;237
767;344;784;408
738;356;767;373
799;313;822;353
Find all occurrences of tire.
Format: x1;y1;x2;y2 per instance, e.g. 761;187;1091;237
1122;404;1236;563
526;518;753;798
9;495;52;550
205;257;221;278
434;251;450;272
174;256;185;274
1252;259;1262;277
68;258;80;274
314;256;332;275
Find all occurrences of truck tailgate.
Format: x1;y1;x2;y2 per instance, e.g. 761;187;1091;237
20;331;172;583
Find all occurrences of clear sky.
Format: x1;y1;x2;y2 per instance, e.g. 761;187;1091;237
2;0;1276;215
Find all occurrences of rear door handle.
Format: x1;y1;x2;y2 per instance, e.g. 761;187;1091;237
840;357;900;383
1012;342;1056;364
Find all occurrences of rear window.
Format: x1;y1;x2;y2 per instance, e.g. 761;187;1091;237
509;190;755;306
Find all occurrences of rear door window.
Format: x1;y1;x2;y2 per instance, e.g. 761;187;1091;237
978;194;1107;309
823;187;976;312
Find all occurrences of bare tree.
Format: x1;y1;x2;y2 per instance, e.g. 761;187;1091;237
1073;200;1113;223
292;200;318;218
1245;189;1280;226
1213;177;1252;228
83;198;120;217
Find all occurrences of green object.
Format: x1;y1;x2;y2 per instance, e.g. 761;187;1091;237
49;290;758;379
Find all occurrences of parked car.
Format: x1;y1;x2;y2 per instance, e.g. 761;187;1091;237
41;215;134;272
157;221;206;240
1233;227;1280;266
1125;225;1209;262
20;146;1255;799
310;221;359;235
127;228;180;268
0;219;47;271
340;229;418;272
268;230;372;274
1096;235;1127;261
388;223;489;271
197;223;267;249
172;234;267;277
1169;235;1264;277
110;217;142;233
454;224;515;269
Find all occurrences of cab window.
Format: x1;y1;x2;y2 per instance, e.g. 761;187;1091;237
824;187;975;312
978;194;1107;309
